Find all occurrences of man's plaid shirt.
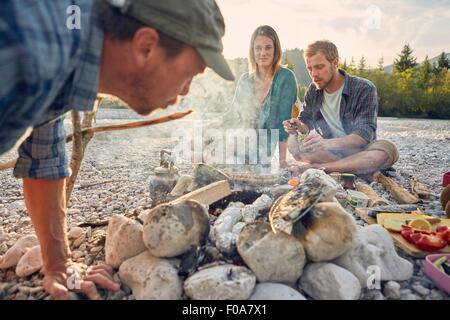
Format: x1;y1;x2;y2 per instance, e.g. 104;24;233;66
299;69;378;143
0;0;103;179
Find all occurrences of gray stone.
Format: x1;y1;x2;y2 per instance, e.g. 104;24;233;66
68;227;84;240
119;251;182;300
429;289;444;300
383;281;401;300
363;290;385;300
110;290;127;300
411;283;430;296
170;175;194;197
16;245;43;277
211;203;243;254
0;227;7;242
184;264;256;300
237;222;305;283
105;215;147;268
241;195;273;223
143;200;210;257
249;283;306;300
299;262;361;300
401;293;420;300
0;235;39;269
333;224;413;287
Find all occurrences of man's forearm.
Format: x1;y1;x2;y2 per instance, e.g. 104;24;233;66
23;178;70;273
327;133;368;152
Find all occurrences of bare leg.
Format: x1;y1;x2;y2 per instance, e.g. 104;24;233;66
294;149;339;164
313;149;388;178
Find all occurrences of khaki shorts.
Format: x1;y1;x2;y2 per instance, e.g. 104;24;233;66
332;139;399;169
365;140;399;168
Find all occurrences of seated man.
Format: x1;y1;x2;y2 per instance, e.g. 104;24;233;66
283;40;398;179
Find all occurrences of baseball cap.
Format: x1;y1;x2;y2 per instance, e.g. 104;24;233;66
105;0;235;81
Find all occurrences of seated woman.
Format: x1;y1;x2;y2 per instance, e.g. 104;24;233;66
208;25;298;171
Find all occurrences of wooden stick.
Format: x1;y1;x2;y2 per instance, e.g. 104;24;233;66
410;177;430;199
170;180;231;206
377;174;419;204
65;109;193;142
66;110;84;203
0;109;194;171
356;182;390;207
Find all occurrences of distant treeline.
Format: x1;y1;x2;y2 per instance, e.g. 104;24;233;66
297;45;450;119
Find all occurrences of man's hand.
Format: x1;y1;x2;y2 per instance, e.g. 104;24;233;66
283;118;309;135
43;263;121;300
302;133;332;153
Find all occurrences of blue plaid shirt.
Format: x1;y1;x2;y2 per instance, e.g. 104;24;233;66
299;69;378;143
0;0;103;179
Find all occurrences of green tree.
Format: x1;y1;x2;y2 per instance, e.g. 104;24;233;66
283;54;295;72
377;56;384;71
394;43;418;72
358;55;367;71
348;57;356;70
418;55;432;89
339;58;348;71
436;52;450;71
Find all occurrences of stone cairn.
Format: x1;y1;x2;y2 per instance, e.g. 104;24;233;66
0;165;418;300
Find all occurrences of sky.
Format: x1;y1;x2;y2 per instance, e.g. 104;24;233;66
216;0;450;67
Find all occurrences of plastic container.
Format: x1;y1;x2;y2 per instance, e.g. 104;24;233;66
347;190;369;207
443;172;450;187
423;253;450;295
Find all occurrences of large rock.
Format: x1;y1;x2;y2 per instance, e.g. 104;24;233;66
333;224;414;287
119;251;182;300
299;262;361;300
16;245;43;277
237;222;305;283
105;215;147;268
300;202;357;262
170;175;194;197
184;264;256;300
249;283;306;300
143;200;210;257
0;235;39;269
189;163;230;190
242;194;273;223
211;202;243;254
68;227;84;240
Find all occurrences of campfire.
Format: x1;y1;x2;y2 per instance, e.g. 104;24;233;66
103;162;415;300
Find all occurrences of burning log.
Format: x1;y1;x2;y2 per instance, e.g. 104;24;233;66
377;174;419;204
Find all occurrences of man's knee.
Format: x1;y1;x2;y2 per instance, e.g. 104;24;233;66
365;140;399;168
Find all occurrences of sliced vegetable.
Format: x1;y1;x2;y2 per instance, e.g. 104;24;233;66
442;262;450;276
434;256;447;268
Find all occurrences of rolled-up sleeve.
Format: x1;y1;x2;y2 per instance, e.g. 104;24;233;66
275;70;298;142
350;83;378;143
14;116;69;179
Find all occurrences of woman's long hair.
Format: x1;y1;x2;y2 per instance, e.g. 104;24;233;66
248;25;282;77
